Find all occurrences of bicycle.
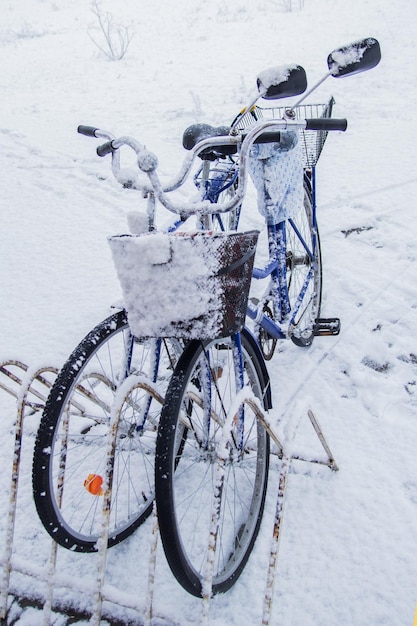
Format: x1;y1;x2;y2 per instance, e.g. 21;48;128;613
31;116;241;552
152;38;381;597
31;37;380;586
31;56;264;552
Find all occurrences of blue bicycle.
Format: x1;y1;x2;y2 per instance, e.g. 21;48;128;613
31;37;380;592
154;38;381;597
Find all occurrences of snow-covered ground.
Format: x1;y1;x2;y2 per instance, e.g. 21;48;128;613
1;0;417;624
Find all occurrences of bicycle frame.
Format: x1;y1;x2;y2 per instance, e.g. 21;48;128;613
246;170;318;341
187;164;319;453
117;165;242;434
191;155;318;346
194;161;241;231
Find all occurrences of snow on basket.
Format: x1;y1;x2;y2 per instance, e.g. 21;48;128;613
108;230;259;339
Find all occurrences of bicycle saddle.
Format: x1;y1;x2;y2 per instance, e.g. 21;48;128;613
182;123;236;160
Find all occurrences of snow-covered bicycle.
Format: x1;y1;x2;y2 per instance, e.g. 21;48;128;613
152;38;381;597
31;37;380;590
30;81;255;552
31;135;239;552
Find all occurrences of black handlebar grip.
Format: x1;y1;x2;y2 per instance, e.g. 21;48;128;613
305;118;348;131
253;131;281;144
77;125;99;137
96;141;116;157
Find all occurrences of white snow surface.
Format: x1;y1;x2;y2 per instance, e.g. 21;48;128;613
1;0;417;624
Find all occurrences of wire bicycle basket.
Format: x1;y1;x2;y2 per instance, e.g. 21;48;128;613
236;97;335;168
108;230;259;340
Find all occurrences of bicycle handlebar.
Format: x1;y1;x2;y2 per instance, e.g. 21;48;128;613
247;117;347;143
304;118;347;131
96;140;114;157
78;125;100;138
78;116;347;217
77;125;115;141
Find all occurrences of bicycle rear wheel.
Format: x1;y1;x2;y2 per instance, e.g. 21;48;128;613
287;178;322;346
155;329;270;597
32;310;180;552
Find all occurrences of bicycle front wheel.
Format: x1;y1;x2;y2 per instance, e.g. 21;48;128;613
155;329;270;597
33;310;180;552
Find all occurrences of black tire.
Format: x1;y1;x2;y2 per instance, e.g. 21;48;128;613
32;310;180;552
287;178;322;346
155;329;270;597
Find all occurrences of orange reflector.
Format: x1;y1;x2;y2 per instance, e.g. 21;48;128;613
84;474;104;496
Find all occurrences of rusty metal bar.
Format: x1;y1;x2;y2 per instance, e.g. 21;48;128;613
0;365;58;620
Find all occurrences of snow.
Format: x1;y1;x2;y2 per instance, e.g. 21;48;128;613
1;0;417;624
256;64;298;92
108;231;227;339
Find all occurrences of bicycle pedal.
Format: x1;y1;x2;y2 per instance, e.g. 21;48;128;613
313;318;341;337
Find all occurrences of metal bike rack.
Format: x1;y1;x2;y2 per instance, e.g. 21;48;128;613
260;407;338;626
0;359;337;626
0;361;162;626
200;394;338;626
0;360;59;622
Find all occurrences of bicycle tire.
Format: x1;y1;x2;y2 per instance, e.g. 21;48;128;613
155;329;270;597
287;178;322;346
32;310;180;552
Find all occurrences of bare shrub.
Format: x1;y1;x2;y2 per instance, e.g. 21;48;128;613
279;0;305;11
88;0;134;61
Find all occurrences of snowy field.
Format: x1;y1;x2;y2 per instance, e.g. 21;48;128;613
1;0;417;624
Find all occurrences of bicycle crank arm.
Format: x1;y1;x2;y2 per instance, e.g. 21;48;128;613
313;318;341;337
